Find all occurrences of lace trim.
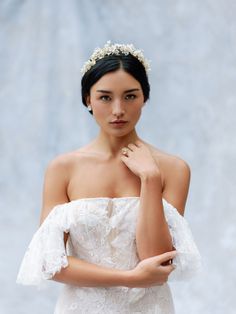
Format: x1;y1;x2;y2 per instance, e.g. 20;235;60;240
16;204;69;288
163;199;202;280
16;198;202;288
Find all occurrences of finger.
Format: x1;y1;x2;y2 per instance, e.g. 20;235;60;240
127;143;138;151
135;140;143;147
160;264;176;275
121;147;130;156
120;155;129;163
155;250;177;265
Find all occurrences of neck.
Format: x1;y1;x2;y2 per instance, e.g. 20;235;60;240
92;129;141;157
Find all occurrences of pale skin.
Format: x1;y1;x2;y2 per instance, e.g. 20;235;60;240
40;69;191;288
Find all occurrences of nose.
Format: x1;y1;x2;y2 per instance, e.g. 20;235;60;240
112;99;125;117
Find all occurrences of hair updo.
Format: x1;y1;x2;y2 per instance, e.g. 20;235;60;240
81;54;150;115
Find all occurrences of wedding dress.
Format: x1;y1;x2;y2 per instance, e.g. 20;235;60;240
16;197;201;313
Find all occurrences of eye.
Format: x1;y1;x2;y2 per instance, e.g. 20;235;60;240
125;94;137;100
100;95;111;101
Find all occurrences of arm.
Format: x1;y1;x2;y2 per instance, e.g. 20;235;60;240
120;142;191;261
136;173;173;260
162;158;191;216
41;155;176;288
136;157;191;260
53;256;130;287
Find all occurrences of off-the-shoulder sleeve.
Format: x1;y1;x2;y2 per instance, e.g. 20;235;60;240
16;203;70;288
163;199;202;281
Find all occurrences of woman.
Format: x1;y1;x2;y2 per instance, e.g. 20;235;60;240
17;42;201;313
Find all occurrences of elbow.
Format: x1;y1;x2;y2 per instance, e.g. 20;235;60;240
137;246;174;261
50;270;66;283
136;232;174;261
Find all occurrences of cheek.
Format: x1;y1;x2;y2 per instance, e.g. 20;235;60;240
133;109;142;122
130;102;143;117
91;101;108;118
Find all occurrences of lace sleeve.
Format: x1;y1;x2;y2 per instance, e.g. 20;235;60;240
16;204;69;288
163;199;202;281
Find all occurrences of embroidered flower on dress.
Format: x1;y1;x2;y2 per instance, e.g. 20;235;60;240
81;40;151;76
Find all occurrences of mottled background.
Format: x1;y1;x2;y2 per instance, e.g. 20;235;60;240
1;0;235;313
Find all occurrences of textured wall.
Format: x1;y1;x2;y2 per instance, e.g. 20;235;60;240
1;0;236;313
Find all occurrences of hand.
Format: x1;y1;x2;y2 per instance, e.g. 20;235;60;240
120;140;160;179
127;251;177;288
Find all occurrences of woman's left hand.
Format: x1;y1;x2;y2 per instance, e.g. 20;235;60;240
120;140;161;180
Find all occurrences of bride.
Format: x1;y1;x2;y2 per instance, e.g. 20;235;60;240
17;41;201;313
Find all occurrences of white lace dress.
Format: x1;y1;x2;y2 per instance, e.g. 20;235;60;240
16;197;201;313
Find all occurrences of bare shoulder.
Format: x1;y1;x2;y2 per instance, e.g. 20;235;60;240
157;150;191;178
144;141;191;175
44;145;97;188
40;149;87;223
46;150;77;172
46;146;90;172
144;141;191;215
43;154;68;189
45;141;101;183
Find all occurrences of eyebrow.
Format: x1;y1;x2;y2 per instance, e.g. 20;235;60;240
96;88;140;94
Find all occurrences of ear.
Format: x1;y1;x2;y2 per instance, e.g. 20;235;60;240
86;95;91;106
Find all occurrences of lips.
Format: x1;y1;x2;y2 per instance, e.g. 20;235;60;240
109;120;128;128
110;120;128;124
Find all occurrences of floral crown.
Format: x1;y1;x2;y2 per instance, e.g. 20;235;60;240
80;41;151;76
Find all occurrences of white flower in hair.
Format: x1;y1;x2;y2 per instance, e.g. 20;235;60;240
81;41;151;76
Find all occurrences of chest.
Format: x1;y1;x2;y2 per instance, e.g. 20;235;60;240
67;158;141;199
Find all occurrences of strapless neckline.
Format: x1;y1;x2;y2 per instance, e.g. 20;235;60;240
68;196;170;206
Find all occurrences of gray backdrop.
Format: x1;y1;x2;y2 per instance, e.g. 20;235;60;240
1;0;235;313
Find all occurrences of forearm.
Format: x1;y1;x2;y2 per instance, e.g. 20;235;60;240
136;174;173;260
52;256;132;287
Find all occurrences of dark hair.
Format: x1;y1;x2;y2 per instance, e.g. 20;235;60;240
81;54;150;115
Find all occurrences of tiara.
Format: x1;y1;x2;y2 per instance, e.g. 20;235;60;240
81;41;151;76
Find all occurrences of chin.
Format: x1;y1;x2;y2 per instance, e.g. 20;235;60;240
106;128;135;138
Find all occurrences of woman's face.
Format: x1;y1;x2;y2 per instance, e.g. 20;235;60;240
86;69;145;137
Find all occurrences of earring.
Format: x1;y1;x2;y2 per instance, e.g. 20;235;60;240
87;105;92;111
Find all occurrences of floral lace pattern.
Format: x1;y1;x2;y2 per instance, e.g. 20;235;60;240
16;197;201;313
